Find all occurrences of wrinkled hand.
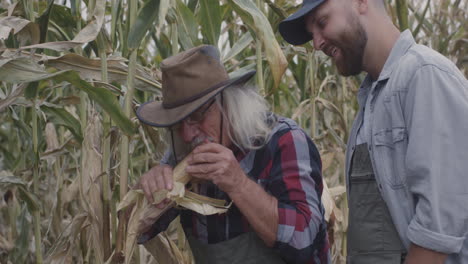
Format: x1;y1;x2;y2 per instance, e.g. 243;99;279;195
186;142;248;194
138;164;174;208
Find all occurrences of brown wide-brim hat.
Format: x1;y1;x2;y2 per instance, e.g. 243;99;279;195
137;45;256;127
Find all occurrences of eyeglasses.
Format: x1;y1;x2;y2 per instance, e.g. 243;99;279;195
171;99;216;130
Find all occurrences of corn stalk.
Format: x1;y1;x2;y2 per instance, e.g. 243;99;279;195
116;0;138;259
396;0;409;30
31;99;43;264
97;31;112;261
256;0;265;96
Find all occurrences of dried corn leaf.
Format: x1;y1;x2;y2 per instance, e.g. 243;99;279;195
153;189;169;204
322;180;334;222
143;233;183;264
167;181;185;199
0;173;39;211
184;191;229;208
321;151;336;172
173;195;230;216
62;176;80;205
79;111;104;262
0;233;13;251
0;82;26;113
329;185;346;198
0;56;69;83
292;99;311;121
45;213;88;264
137;203;174;235
0;16;40;45
125;192;145;264
45;123;59;151
20;0;105;51
118;189;143;212
42;54;161;93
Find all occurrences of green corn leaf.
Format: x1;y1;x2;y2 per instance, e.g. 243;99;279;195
127;0;161;49
42;105;83;142
229;0;287;88
198;0;222;45
175;0;199;50
53;71;135;135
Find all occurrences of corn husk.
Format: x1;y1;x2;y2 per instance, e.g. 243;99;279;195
118;153;231;237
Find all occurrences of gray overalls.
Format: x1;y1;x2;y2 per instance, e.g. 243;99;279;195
187;232;286;264
347;144;406;263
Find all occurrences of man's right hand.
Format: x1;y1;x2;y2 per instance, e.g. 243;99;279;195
138;164;174;208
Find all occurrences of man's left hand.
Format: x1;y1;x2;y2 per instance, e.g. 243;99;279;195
185;142;247;194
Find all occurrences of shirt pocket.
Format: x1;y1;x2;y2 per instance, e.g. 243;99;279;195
373;127;408;188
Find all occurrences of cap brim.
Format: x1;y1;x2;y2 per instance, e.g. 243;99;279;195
279;0;325;45
136;70;256;127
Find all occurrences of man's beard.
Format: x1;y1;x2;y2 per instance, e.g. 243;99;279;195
190;135;215;149
334;15;367;76
168;132;215;162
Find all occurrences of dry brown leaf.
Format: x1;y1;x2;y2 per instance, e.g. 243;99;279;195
42;54;160;93
322;180;334;222
291;99;311;121
0;83;26;112
20;0;105;51
125;193;145;264
45;213;88;264
0;233;13;251
143;233;183;264
80;111;104;262
45;123;59;151
0;16;40;45
321;151;336;172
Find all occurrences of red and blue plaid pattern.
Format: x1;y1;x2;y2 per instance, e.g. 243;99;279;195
142;116;330;263
181;116;330;263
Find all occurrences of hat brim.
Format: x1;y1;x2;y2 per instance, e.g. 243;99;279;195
279;0;325;45
136;70;256;127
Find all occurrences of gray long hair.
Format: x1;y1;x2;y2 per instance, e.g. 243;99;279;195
217;84;274;151
162;84;274;164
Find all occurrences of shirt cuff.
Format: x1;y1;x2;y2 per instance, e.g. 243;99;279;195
407;218;465;254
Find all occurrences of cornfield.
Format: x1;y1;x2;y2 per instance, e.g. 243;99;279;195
0;0;466;263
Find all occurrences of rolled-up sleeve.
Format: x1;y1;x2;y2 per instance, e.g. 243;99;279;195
269;129;328;263
404;65;468;254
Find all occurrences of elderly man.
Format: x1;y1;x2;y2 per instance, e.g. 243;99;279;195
280;0;468;263
136;45;330;263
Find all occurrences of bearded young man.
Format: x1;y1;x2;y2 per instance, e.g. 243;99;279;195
135;45;330;263
280;0;468;263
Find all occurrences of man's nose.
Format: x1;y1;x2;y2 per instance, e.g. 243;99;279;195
180;121;200;143
312;31;325;51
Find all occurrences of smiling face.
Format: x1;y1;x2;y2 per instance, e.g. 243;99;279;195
305;0;368;76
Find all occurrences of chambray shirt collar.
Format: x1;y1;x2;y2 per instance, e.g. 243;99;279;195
378;29;415;81
356;30;415;107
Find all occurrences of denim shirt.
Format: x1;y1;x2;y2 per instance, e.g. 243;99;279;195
345;30;468;263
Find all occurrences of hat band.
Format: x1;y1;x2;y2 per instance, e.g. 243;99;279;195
162;78;231;109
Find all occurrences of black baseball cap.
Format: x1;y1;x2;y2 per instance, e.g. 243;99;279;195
279;0;326;45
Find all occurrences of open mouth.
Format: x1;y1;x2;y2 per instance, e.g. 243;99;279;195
324;45;339;59
331;47;338;57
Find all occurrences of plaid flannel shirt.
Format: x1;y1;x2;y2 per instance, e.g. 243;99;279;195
140;116;330;264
